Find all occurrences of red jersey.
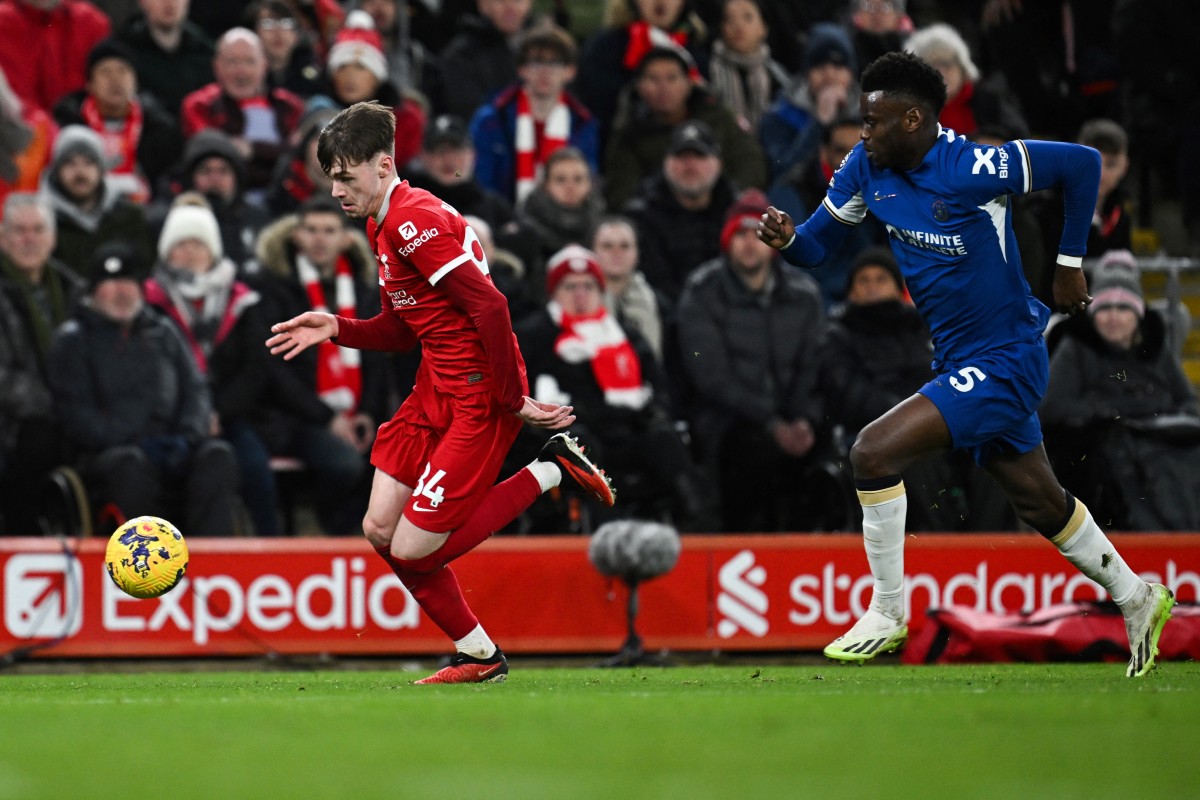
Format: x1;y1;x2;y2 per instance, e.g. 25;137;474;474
363;179;525;406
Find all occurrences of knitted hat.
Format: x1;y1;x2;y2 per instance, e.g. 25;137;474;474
89;241;147;290
546;244;606;295
720;188;771;252
327;10;388;82
1089;249;1144;318
158;203;223;262
86;37;137;77
52;125;106;169
846;245;903;294
803;23;857;73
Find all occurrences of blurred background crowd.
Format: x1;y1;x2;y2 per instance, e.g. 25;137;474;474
2;0;1198;538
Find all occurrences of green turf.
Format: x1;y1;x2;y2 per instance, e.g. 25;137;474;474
1;662;1197;799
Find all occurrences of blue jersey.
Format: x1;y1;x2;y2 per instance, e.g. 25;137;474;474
782;128;1100;370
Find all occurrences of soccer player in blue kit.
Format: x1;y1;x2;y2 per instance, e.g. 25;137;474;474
758;52;1175;677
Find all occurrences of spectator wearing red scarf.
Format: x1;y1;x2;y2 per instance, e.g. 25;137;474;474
469;23;598;207
52;38;181;202
511;243;707;529
251;196;391;536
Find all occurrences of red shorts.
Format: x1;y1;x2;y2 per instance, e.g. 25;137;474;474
371;383;522;531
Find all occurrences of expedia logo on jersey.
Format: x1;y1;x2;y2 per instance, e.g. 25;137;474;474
387;288;418;309
398;223;439;256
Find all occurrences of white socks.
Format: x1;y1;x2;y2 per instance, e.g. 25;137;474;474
1052;499;1147;609
454;624;497;659
858;481;908;621
527;460;562;493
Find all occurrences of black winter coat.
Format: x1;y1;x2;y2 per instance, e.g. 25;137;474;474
819;300;933;434
47;305;212;452
676;256;825;455
624;172;738;301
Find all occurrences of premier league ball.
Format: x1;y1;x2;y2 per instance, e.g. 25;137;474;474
104;516;189;599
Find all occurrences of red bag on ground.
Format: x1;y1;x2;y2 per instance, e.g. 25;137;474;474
902;602;1200;665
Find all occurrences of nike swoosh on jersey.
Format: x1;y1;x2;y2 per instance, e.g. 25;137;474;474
410;503;437;513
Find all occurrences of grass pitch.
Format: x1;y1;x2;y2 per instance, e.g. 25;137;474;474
1;661;1196;799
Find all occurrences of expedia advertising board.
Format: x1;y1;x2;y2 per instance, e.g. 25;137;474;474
2;535;1197;657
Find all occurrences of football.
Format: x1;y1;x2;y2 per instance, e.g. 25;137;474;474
104;516;189;599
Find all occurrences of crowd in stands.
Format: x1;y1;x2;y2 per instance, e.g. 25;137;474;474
2;0;1198;536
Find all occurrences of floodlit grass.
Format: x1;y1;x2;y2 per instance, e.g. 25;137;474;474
1;661;1197;799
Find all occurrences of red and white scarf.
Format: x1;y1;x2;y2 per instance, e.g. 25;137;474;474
514;87;570;205
297;253;361;414
551;302;651;409
81;95;147;202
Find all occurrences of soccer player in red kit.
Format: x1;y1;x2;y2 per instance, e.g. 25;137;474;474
267;102;616;684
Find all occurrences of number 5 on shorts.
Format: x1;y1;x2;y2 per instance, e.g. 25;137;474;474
949;365;987;392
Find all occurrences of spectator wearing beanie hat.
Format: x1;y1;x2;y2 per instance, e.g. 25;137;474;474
155;200;224;266
677;187;833;532
159;128;271;272
145;196;282;536
843;245;905;305
760;23;860;181
51;38;181;202
42;124;153;283
1089;250;1145;323
511;243;707;530
322;10;426;171
1042;247;1200;531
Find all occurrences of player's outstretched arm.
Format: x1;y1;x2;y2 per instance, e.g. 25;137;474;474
266;311;338;360
515;396;576;429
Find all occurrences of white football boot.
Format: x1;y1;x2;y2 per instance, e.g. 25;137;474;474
824;608;908;663
1124;583;1175;678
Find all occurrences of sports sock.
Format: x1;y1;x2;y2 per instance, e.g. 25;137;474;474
374;544;480;640
527;459;561;492
857;476;907;621
1050;496;1146;609
453;624;497;659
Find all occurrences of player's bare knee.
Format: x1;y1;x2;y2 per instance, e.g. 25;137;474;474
361;513;393;549
849;431;892;478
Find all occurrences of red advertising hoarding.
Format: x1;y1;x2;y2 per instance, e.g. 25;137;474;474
2;534;1197;658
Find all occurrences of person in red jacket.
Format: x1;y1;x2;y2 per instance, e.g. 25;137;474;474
0;0;110;113
267;101;616;684
180;27;304;194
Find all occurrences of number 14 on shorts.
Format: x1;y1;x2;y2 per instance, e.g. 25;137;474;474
413;463;448;510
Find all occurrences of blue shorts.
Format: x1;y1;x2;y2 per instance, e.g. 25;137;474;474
919;340;1049;465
